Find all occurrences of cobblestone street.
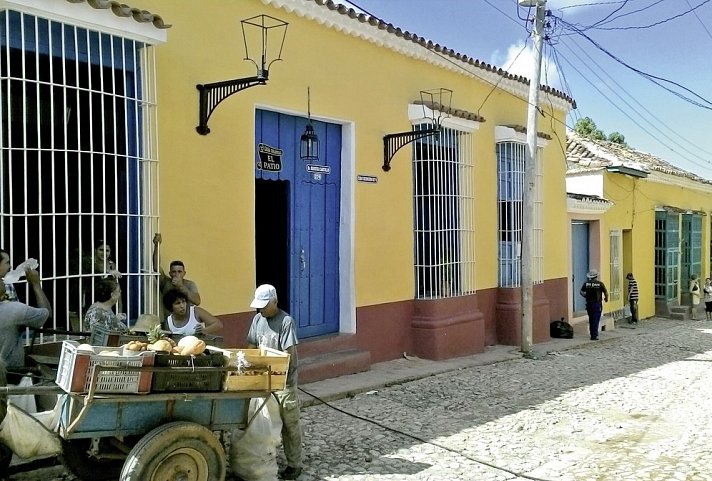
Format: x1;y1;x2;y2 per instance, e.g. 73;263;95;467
10;318;712;480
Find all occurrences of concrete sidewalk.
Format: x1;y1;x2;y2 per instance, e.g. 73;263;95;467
298;316;640;407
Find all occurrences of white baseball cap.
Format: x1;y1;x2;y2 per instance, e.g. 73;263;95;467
250;284;277;309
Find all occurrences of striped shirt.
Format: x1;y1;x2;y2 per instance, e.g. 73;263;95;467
627;278;639;301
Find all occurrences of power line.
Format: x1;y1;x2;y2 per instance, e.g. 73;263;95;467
554;45;712;172
559;36;712;164
591;0;712;30
590;0;666;29
557;17;712;110
557;0;644;10
685;0;712;43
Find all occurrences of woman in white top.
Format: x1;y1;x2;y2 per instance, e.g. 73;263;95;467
163;289;223;335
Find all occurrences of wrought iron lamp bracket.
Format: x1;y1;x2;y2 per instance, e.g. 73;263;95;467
382;126;440;171
196;74;267;135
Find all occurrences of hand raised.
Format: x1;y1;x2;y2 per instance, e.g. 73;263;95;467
24;268;40;285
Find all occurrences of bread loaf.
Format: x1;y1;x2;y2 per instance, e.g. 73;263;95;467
180;339;206;356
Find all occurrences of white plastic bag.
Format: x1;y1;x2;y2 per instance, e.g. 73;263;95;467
0;403;61;459
230;396;282;481
7;376;37;413
3;258;39;283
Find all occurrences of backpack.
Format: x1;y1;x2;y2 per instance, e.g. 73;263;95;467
550;318;574;339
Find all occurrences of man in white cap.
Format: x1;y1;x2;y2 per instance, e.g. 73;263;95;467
579;269;608;340
247;284;302;480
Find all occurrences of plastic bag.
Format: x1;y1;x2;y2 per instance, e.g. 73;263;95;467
229;396;282;481
7;376;37;413
3;258;38;284
0;403;61;459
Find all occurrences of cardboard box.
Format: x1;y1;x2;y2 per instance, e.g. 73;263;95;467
220;347;290;392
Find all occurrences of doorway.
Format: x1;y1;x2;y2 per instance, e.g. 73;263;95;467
255;179;291;311
571;221;589;313
254;110;341;338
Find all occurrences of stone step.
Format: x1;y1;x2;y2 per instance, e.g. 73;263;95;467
669;305;690;320
299;349;371;385
298;333;360;358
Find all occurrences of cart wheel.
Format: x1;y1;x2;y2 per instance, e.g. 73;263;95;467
120;421;226;481
61;438;124;481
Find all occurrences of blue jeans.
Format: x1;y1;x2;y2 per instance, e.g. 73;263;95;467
586;302;602;338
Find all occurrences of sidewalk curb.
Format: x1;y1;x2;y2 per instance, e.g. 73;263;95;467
298;317;653;408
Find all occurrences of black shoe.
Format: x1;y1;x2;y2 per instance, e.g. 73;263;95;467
590;337;599;341
280;466;303;480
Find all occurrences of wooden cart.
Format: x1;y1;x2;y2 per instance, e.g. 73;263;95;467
2;364;280;481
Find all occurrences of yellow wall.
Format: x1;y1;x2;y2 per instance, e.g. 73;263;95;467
603;171;712;319
137;0;571;314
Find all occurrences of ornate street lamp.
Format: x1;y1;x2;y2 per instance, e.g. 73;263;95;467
196;14;288;135
382;88;452;171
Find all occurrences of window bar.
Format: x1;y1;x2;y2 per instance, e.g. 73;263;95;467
61;22;74;330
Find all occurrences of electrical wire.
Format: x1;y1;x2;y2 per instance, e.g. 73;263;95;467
558;17;712;110
344;0;712;177
588;0;666;29
592;0;712;30
685;0;712;43
587;0;629;28
553;45;712;172
560;35;712;161
557;0;645;10
299;386;556;481
476;40;530;117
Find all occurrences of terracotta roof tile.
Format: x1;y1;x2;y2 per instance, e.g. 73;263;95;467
414;100;486;123
566;131;711;185
307;0;574;107
504;124;552;141
65;0;171;29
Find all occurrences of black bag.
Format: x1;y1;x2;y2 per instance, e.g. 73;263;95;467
550;319;574;339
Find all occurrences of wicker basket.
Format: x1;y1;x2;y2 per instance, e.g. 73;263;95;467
56;340;154;394
150;350;225;392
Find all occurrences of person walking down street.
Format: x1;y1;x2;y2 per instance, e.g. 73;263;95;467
247;284;303;480
703;278;712;321
626;272;639;324
690;274;701;320
580;269;608;341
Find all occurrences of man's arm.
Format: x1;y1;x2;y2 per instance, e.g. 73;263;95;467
181;281;201;306
194;306;223;334
602;283;609;302
25;268;52;321
152;233;165;276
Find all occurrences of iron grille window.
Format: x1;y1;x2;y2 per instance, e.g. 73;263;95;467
496;141;543;287
609;230;621;300
413;124;475;299
0;10;159;331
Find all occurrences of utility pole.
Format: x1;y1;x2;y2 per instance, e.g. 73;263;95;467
519;0;546;354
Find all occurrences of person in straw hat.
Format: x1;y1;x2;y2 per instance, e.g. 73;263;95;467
580;269;608;340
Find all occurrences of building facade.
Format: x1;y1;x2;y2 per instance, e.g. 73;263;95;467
567;131;712;322
1;0;575;381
